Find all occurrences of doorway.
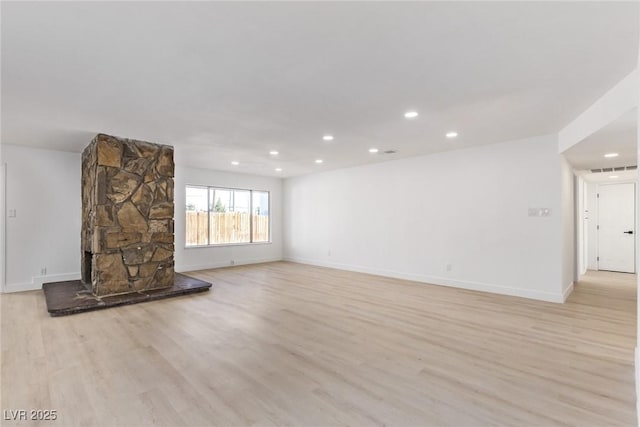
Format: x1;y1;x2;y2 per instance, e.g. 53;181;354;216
597;182;636;273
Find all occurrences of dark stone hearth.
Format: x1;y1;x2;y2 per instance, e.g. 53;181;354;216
43;273;212;317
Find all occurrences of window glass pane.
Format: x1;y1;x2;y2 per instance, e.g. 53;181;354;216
211;189;250;244
210;188;231;212
185;186;208;246
252;191;269;242
212;189;231;213
186;186;271;247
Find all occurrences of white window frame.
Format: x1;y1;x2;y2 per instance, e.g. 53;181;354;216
185;185;271;248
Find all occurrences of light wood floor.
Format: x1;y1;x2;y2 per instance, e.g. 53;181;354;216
1;262;637;426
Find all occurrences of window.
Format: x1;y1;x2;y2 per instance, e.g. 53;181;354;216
186;186;270;246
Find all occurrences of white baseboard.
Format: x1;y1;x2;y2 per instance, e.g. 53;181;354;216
4;257;283;292
176;257;282;273
4;272;81;293
3;259;568;304
562;281;575;302
283;256;567;303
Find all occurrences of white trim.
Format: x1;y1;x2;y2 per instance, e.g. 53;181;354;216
284;256;567;303
185;185;272;247
562;281;575;302
4;272;81;293
176;256;282;273
185;241;272;249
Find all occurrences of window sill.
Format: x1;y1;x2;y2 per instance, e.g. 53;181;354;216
184;241;272;249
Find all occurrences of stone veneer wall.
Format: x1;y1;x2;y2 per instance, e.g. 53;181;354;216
81;134;175;296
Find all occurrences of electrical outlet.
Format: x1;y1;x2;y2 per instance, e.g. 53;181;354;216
446;264;452;272
8;209;16;218
41;267;47;276
230;260;235;266
327;250;332;256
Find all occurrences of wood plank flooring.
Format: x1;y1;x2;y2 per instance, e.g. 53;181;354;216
1;262;637;426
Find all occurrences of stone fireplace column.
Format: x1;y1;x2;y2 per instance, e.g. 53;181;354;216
81;134;175;296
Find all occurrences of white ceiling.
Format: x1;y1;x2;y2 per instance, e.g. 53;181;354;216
1;2;638;177
564;108;637;171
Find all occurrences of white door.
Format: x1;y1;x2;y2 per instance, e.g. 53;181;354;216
598;183;635;273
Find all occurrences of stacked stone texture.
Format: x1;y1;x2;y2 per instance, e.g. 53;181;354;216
81;134;175;296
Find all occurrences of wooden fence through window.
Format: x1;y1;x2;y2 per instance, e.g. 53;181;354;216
186;211;269;245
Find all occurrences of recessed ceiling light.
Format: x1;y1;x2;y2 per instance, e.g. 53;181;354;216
322;135;334;141
404;111;418;119
446;131;458;139
315;159;323;164
275;168;282;172
604;153;619;158
269;150;279;156
369;148;379;153
231;161;239;166
610;175;619;179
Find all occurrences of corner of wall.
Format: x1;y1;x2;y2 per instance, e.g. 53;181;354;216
562;281;574;302
560;154;576;302
0;162;6;293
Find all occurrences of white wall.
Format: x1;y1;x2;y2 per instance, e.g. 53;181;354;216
173;165;283;272
560;155;576;296
1;144;283;292
636;12;640;423
1;146;6;291
637;66;640;427
576;176;587;276
3;145;82;292
284;134;569;302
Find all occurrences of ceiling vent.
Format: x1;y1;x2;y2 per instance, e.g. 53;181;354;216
590;165;637;173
